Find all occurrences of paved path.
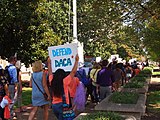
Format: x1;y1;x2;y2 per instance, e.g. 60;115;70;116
15;105;57;120
14;77;160;120
141;76;160;120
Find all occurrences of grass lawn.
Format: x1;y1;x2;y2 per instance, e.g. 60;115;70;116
22;87;32;106
147;90;160;112
14;87;32;108
152;71;160;76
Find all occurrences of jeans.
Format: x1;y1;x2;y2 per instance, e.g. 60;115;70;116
8;84;17;116
52;103;63;120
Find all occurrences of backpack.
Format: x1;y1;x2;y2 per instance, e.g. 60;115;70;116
0;76;7;102
4;65;13;84
77;71;90;86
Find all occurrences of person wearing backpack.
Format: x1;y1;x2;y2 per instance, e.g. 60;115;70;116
0;67;9;120
6;56;18;118
15;61;26;112
75;63;94;104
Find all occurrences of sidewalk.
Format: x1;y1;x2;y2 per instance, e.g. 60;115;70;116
14;77;160;120
14;105;57;120
141;76;160;120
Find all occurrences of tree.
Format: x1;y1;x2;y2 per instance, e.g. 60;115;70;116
77;0;144;60
0;0;70;66
143;18;160;61
116;0;160;61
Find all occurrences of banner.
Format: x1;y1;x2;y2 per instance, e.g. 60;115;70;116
48;43;78;72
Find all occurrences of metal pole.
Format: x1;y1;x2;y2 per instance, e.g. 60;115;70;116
68;0;71;42
73;0;78;43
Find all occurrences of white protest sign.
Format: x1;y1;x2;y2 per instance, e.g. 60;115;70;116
48;43;78;72
96;57;101;62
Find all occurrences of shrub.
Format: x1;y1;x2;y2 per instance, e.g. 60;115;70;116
78;112;124;120
124;82;144;88
131;76;146;83
109;92;139;104
140;68;152;75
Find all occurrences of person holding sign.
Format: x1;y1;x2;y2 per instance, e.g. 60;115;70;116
48;54;79;120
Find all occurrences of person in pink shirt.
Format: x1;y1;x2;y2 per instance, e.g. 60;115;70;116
47;54;79;120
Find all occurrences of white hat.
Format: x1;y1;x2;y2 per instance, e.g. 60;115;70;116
78;62;84;68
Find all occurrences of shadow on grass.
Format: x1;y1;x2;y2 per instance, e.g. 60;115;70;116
14;87;32;108
146;88;160;112
22;87;32;106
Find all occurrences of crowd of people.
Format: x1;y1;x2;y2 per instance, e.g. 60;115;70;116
77;59;145;105
0;55;146;120
0;56;25;120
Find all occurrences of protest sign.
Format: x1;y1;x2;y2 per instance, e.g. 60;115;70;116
48;43;78;72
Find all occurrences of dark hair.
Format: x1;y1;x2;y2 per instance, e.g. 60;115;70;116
9;56;17;62
102;60;108;67
0;69;4;76
51;69;66;97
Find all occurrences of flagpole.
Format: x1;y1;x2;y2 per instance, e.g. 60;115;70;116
72;0;84;63
73;0;78;43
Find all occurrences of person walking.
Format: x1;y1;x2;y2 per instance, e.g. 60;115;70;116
89;62;101;104
112;64;124;91
125;63;133;83
28;60;51;120
0;68;9;120
97;60;114;101
15;61;26;112
6;56;18;118
48;54;79;120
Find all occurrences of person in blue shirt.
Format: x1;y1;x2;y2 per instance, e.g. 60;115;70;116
7;56;18;118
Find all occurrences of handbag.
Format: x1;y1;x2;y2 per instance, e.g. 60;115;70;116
32;76;48;100
62;89;75;120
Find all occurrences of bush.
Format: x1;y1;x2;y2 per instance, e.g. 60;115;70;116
131;76;146;83
78;112;124;120
124;81;144;88
140;68;152;75
109;92;139;104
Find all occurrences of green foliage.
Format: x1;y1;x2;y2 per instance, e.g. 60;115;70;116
14;87;32;108
77;0;124;58
109;92;139;104
124;82;144;88
0;0;70;66
143;67;153;73
124;75;148;88
131;76;146;82
22;88;32;106
77;0;144;60
143;19;160;61
147;90;160;112
1;0;160;65
152;72;160;76
78;112;124;120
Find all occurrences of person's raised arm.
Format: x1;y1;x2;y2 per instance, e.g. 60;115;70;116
47;57;52;76
47;57;53;85
70;54;79;78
